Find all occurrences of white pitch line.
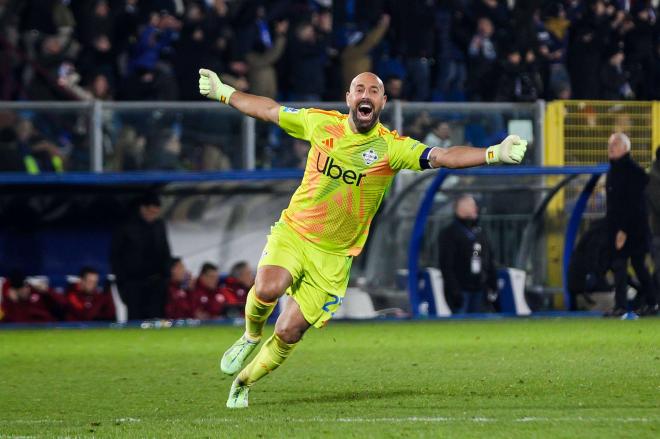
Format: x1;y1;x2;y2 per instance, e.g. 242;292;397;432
2;416;657;426
187;416;658;424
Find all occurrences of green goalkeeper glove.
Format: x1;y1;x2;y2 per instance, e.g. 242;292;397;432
198;68;236;104
485;135;528;165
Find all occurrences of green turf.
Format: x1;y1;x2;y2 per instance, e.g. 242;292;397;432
1;318;659;438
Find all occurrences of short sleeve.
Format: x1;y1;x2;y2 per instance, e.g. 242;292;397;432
388;134;432;171
278;106;311;140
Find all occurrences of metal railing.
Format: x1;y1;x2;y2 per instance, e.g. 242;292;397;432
0;100;545;174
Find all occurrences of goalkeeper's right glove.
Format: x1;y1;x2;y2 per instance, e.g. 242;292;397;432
198;68;236;104
485;134;528;165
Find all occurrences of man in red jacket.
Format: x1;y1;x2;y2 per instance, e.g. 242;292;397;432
165;257;193;319
65;267;116;322
190;262;226;320
220;261;253;317
1;272;65;323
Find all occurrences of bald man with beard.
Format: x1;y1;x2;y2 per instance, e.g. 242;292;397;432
198;68;528;408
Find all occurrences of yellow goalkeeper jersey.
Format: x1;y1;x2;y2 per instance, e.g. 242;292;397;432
278;106;431;256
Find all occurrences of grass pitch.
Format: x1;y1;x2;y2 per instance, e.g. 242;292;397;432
1;318;658;438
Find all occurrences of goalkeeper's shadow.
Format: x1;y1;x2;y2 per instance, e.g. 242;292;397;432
279;388;443;405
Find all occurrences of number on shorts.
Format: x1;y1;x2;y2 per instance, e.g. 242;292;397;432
322;294;342;312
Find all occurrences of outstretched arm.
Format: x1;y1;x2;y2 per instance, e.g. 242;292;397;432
428;135;527;169
198;68;280;124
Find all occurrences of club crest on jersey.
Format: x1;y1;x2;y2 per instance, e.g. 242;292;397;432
362;149;378;165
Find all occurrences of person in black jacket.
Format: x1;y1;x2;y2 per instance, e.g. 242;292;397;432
438;195;498;313
605;133;657;316
110;193;172;320
646;147;660;308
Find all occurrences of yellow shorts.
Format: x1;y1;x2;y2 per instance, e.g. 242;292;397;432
258;221;353;328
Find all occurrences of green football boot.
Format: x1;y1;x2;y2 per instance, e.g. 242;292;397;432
220;335;259;375
226;379;250;409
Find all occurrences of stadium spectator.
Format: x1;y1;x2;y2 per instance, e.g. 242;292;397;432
433;2;468;100
604;133;657;316
390;0;435;101
625;2;656;98
111;193;172;320
14;116;64;174
246;19;288;99
0;123;25;172
174;1;211;101
65;267;115;322
423;121;452;148
165;257;193;320
190;262;226;320
220;261;253;317
438;195;498;313
404;110;432;142
495;48;543;102
466;17;498;101
537;3;571;99
567;0;610;99
340;14;390;93
647;147;660;298
285;16;330;101
599;42;634;100
1;1;660;102
1;271;65;323
384;75;404;101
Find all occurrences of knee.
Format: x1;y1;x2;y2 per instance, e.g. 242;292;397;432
254;279;285;303
275;323;304;344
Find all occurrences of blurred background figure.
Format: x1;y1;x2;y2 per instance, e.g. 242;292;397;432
340;14;390;93
220;261;254;317
165;257;193;320
65;266;115;322
1;271;65;323
604;133;657;316
246;19;289;99
438;195;498;313
467;17;498;101
423;121;452;148
111;193;172;320
190;262;225;320
646;147;660;301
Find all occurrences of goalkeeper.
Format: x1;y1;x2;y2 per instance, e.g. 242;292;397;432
198;69;527;408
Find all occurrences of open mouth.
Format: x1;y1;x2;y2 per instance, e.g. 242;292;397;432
357;101;374;120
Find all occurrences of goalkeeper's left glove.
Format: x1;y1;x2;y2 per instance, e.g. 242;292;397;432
198;68;235;104
485;135;528;165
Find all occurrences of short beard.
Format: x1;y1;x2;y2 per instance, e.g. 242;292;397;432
351;108;381;133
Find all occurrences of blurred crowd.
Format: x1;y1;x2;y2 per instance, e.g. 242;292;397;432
1;0;660;103
7;0;660;172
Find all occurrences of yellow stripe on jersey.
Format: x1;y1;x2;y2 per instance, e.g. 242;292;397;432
278;106;429;256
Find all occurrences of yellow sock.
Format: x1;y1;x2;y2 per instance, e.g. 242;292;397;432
244;288;276;341
237;334;297;386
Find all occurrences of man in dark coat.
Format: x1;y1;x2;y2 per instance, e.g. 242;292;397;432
438;195;498;313
111;193;172;320
647;147;660;303
605;133;657;316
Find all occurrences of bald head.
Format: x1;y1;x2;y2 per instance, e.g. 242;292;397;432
350;72;384;93
608;132;631;160
346;72;387;133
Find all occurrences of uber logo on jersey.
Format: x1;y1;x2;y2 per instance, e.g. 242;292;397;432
362;149;378;165
316;152;366;186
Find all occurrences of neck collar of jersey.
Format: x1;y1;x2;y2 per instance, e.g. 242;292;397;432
345;115;381;137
